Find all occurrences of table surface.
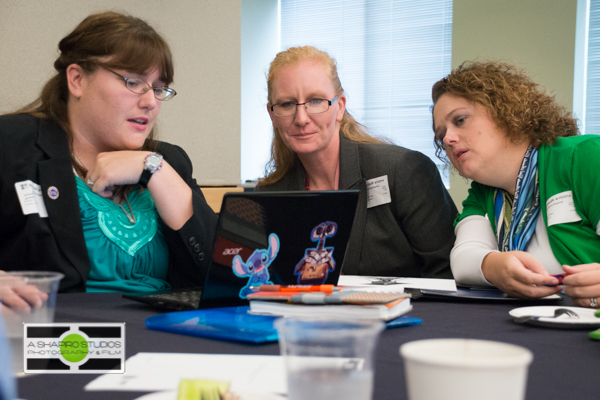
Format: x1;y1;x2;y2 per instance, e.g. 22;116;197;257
16;292;600;400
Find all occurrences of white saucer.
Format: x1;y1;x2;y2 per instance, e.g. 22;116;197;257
509;306;600;329
134;389;286;400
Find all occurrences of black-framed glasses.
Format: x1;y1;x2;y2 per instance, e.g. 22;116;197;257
105;68;177;101
270;95;339;117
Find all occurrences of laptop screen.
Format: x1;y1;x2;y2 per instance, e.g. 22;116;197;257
199;190;360;309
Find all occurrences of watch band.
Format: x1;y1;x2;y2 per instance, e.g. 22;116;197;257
138;152;164;188
138;169;153;188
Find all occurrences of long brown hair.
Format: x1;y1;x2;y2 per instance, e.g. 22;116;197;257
12;11;174;178
260;46;388;185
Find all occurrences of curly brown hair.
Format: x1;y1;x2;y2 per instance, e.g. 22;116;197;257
431;61;578;161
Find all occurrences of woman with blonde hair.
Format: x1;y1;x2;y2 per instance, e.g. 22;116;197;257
432;61;600;308
257;46;457;278
0;12;217;293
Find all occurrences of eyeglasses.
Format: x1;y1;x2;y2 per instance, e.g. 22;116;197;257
105;68;177;101
270;95;339;117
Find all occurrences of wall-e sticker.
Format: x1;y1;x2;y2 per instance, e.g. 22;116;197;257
232;233;279;298
294;221;338;285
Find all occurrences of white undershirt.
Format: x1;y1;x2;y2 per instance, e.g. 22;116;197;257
450;215;562;287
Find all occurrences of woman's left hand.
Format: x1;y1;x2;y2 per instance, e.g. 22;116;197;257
85;151;148;198
562;264;600;308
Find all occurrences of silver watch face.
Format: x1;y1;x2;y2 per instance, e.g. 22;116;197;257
145;153;163;171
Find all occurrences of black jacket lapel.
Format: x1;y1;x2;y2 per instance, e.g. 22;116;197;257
37;119;90;287
338;135;367;275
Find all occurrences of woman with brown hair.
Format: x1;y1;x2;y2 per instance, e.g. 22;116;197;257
257;46;457;278
0;12;217;293
432;61;600;308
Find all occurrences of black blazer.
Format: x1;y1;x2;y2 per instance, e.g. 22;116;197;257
257;134;457;278
0;114;218;292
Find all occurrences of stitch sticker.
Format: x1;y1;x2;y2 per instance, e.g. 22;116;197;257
232;233;279;299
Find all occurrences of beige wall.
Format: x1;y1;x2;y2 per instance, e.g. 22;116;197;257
449;0;578;211
0;0;241;185
0;0;580;193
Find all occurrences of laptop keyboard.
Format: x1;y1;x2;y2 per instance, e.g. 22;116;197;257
146;291;203;304
124;289;203;311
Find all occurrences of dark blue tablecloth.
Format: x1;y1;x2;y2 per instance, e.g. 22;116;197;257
17;292;600;399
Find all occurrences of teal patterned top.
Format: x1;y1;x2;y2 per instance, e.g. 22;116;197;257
75;177;170;293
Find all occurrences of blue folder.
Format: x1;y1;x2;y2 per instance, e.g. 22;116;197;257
146;306;422;344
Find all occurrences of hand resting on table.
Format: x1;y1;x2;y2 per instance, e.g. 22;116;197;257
0;271;48;316
481;251;562;299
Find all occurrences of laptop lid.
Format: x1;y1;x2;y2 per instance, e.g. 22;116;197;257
199;190;360;309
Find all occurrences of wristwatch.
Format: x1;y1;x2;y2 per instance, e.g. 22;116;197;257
139;152;164;188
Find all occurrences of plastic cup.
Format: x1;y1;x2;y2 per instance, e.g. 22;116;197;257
275;317;384;400
400;338;533;400
0;271;63;376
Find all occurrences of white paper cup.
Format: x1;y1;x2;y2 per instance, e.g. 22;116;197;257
400;339;533;400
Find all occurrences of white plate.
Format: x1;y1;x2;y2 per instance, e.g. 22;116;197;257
509;306;600;329
134;389;286;400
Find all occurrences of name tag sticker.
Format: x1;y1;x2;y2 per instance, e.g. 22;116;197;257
546;190;581;227
15;180;48;218
366;175;392;209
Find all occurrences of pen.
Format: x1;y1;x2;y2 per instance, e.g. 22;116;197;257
551;273;570;283
250;284;339;293
289;291;410;304
544;273;570;287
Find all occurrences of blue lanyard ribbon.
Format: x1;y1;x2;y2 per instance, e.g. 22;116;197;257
494;146;540;252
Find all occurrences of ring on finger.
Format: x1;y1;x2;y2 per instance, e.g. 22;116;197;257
86;179;95;186
591;297;599;309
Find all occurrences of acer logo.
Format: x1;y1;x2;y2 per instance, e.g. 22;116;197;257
223;248;243;256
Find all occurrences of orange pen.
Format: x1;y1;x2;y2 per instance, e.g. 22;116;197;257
250;284;339;293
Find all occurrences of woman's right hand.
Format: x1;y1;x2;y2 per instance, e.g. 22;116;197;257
86;151;193;230
481;251;562;298
85;151;149;198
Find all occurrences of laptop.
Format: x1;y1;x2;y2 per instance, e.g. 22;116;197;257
123;190;360;311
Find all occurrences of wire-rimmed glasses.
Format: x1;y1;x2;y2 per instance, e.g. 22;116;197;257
270;95;339;117
105;68;177;101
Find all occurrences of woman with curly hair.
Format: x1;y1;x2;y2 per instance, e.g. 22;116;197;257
432;61;600;308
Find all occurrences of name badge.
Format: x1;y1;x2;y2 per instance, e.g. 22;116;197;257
15;180;48;218
366;175;392;209
546;190;581;227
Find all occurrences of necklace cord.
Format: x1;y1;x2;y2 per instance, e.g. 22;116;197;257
72;155;135;224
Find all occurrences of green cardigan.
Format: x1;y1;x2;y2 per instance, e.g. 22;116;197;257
457;135;600;266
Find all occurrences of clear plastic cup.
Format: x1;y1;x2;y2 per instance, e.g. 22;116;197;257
0;271;64;376
400;338;533;400
275;317;384;400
